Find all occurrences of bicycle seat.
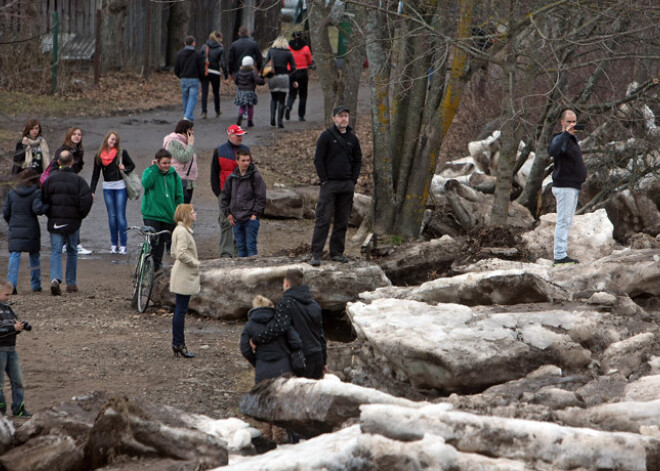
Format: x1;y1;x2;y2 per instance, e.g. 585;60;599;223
142;226;156;233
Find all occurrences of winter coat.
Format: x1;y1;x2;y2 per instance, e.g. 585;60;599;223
234;68;264;91
89;150;136;193
265;47;296;75
169;222;200;296
220;163;266;224
289;43;313;70
240;306;303;382
141;165;184;224
228;36;263;74
210;141;250;196
314;125;363;183
42;167;93;234
163;133;198;182
548;131;587;190
3;184;49;253
174;46;203;80
0;302;20;349
252;284;326;363
201;39;229;79
53;144;84;174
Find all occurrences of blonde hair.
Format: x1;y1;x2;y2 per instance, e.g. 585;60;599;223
252;295;274;308
97;131;121;164
272;36;289;49
174;204;195;229
0;280;13;292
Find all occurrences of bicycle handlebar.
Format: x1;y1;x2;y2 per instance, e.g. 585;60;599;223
127;226;171;237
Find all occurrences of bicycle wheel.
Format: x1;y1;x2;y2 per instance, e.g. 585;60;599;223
136;256;154;313
130;251;144;309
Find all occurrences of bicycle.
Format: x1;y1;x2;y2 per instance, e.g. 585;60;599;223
127;226;171;313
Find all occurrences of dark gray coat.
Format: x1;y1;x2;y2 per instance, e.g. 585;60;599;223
3;184;49;253
220;163;266;224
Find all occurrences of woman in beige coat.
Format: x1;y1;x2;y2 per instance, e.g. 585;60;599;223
170;204;200;358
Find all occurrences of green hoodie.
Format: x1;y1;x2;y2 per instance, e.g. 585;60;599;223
141;164;184;223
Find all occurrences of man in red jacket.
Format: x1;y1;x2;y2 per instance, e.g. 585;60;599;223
210;125;250;257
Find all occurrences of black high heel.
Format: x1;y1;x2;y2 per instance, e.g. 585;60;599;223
172;345;195;358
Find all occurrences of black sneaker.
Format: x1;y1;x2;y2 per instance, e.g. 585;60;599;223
13;403;31;417
331;255;349;263
51;279;61;296
310;258;321;267
285;106;291;121
553;256;579;266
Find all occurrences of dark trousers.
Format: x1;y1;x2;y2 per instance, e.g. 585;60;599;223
302;351;325;379
270;91;286;126
172;293;190;347
286;69;308;119
311;180;354;258
200;75;220;114
142;218;175;271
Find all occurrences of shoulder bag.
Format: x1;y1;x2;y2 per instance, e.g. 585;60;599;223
119;152;142;200
262;57;274;78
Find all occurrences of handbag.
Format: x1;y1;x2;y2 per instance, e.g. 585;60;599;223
119;152;142;200
262;58;274;78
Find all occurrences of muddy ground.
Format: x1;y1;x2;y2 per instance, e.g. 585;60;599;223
0;74;373;424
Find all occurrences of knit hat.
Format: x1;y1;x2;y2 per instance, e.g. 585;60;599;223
241;56;254;67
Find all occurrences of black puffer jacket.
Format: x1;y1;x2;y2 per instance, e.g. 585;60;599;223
228;36;263;74
3;184;49;253
42;167;93;233
265;47;296;75
0;302;20;348
202;39;229;79
253;285;326;363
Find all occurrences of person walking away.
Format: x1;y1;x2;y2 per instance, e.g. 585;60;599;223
13;119;50;175
51;127;91;255
163;120;198;204
90;131;136;255
174;36;203;122
170;204;200;359
210;125;250;257
233;56;264;128
221;149;266;257
250;269;327;379
228;26;263;78
548;109;587;266
3;169;49;293
265;36;296;128
141;149;184;272
42;150;93;295
286;31;314;122
0;280;32;417
310;106;362;266
200;31;229;119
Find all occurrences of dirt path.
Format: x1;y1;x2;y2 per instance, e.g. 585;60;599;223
0;79;371;421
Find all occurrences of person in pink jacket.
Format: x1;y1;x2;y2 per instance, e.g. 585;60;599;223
286;31;314;122
163;120;198;204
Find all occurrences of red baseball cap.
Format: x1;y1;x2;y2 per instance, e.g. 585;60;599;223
227;125;247;136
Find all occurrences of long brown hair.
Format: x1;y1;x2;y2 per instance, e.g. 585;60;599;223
22;119;41;138
96;131;121;164
62;127;84;152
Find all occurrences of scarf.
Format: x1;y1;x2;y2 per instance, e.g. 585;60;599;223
100;147;118;166
21;136;50;170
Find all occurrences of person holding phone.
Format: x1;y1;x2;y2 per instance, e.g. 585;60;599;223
163;120;198;204
548;109;586;266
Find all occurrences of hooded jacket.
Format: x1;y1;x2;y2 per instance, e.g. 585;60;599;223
202;39;229;79
288;39;313;70
42;167;93;234
548;131;587;190
252;284;326;363
174;46;203;80
264;47;296;75
163;133;198;182
141;165;184;224
220;163;267;224
3;184;49;253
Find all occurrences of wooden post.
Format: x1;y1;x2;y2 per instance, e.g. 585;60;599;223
51;11;58;94
142;0;151;78
94;9;102;86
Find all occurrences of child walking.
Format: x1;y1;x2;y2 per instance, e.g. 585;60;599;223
234;56;264;128
0;280;32;417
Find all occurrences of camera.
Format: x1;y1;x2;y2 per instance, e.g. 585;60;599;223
21;321;31;332
573;123;585;131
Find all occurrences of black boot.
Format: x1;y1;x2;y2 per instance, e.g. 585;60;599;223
277;102;285;128
285;106;291;121
237;115;243;126
248;120;254;127
270;101;276;127
172;345;195;358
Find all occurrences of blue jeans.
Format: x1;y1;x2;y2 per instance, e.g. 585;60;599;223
552;186;580;260
180;78;200;121
50;231;79;285
172;294;190;347
7;252;41;291
233;218;260;257
103;188;128;247
0;350;25;414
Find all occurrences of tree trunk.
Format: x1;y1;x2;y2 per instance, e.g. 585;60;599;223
253;0;281;51
165;1;191;67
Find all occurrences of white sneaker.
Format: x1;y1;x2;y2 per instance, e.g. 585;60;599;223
77;244;92;255
110;246;117;254
62;245;66;253
119;246;127;255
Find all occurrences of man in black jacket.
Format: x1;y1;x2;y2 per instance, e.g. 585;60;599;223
250;269;327;379
228;26;263;77
310;106;362;266
42;151;93;295
174;35;204;122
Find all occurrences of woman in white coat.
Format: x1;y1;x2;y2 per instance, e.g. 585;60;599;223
170;204;200;358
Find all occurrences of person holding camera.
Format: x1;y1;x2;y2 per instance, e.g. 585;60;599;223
163;120;198;204
0;280;32;417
